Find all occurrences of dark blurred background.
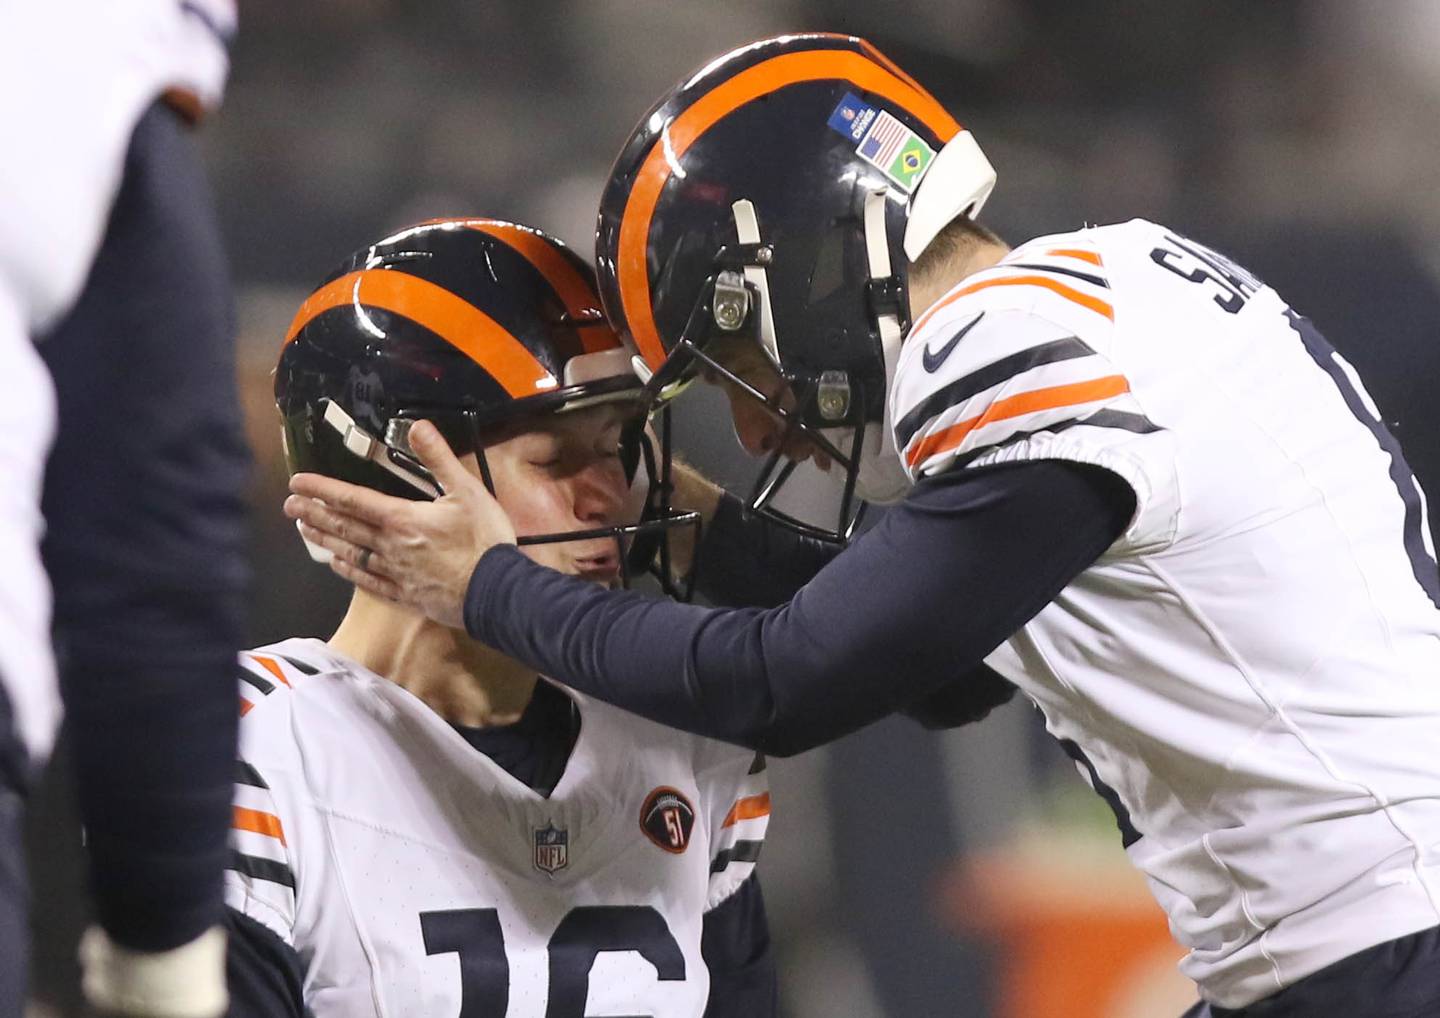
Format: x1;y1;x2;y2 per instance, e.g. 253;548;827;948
27;2;1440;1015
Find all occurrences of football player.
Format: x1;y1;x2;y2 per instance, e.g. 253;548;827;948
286;35;1440;1017
228;219;775;1017
1;2;246;1014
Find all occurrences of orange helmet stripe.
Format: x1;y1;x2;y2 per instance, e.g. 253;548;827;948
857;38;930;97
458;220;619;354
284;269;557;397
618;49;962;371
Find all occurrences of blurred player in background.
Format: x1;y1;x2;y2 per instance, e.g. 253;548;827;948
0;1;248;1014
289;34;1440;1018
228;219;774;1016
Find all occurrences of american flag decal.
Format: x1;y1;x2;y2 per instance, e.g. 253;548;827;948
857;111;910;171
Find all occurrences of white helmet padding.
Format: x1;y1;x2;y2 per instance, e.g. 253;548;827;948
847;189;915;505
902;130;997;263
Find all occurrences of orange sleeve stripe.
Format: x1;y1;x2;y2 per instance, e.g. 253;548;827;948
232;806;287;846
239;697;254;717
459;221;619;354
249;655;291;688
904;375;1131;468
619;49;961;371
722;792;772;828
910;273;1114;340
1044;248;1103;266
283;270;557;397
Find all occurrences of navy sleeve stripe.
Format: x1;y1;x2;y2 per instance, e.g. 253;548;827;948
949;409;1161;469
237;666;274;697
276;654;319;676
895;335;1097;448
711;840;764;874
230;851;295;890
235;761;269;789
1078;409;1162;434
950;408;1163;470
1006;262;1109;288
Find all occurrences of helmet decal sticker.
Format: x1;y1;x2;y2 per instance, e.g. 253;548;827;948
826;91;877;142
855;111;936;193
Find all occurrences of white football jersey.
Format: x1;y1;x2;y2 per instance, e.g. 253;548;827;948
0;293;57;763
1;0;236;335
226;639;770;1017
892;219;1440;1007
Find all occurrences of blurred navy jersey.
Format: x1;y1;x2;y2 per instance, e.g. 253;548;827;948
0;4;240;1006
38;99;248;958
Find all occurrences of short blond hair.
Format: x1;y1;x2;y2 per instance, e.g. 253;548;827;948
909;215;1006;293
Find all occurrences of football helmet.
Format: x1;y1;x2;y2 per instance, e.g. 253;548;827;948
596;32;995;540
277;217;699;595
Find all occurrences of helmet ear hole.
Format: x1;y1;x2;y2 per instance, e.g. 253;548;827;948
807;221;849;305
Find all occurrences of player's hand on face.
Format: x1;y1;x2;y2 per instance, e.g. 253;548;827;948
284;420;517;629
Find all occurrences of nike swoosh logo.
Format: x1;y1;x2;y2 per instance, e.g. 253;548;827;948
921;312;985;373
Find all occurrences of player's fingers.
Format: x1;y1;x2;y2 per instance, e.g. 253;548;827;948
408;420;482;497
328;554;402;601
288;472;401;525
301;521;400;597
285;494;385;551
295;521;393;579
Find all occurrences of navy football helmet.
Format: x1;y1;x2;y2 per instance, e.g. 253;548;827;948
277;218;699;594
596;33;995;540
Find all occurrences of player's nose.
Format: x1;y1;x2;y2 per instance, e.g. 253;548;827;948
573;460;628;523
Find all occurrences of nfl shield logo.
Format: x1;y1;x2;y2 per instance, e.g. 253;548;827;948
534;822;568;875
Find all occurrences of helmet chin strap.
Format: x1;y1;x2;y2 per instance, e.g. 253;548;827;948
295;400;444;564
846;189;914;505
322;399;442;497
730;199;781;368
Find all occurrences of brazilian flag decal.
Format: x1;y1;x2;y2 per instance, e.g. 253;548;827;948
888;136;934;192
855;109;938;193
